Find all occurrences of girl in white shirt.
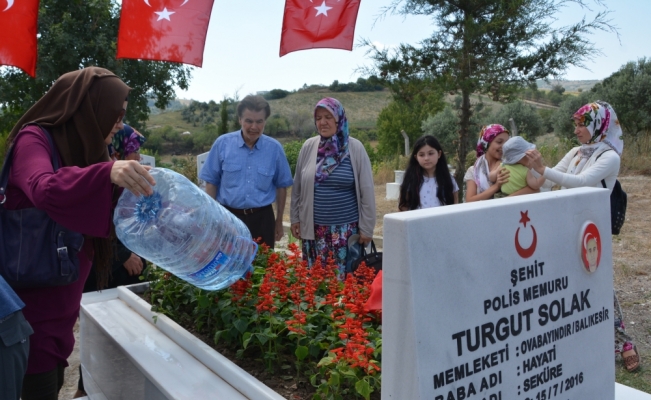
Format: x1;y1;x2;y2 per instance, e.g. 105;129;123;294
399;135;458;211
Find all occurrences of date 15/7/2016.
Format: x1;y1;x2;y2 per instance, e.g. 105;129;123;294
525;372;584;400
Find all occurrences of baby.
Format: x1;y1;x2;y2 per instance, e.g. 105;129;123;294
490;136;543;197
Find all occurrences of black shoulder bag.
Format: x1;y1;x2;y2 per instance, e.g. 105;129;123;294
0;128;84;288
595;150;627;235
351;240;382;273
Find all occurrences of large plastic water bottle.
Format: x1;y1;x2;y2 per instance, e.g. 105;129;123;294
114;168;258;291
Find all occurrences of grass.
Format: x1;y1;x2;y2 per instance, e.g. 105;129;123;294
146;110;197;132
267;90;392;130
621;134;651;174
144;90;393;136
616;366;651;394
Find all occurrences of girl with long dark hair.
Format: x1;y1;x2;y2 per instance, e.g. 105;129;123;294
399;135;458;211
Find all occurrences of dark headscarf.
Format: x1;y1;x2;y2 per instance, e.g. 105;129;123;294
109;124;146;160
9;67;131;289
9;66;131;167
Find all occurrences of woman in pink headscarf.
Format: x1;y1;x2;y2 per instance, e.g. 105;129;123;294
464;124;511;202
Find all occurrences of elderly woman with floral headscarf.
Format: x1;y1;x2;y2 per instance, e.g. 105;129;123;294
290;97;376;276
464;124;512;202
526;100;639;372
109;123;146;161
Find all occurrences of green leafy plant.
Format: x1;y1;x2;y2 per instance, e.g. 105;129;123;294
147;243;382;399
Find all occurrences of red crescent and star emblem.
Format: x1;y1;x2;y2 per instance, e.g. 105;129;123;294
515;210;537;258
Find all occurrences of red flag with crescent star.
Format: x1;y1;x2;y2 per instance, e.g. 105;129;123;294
0;0;38;77
280;0;361;57
117;0;214;66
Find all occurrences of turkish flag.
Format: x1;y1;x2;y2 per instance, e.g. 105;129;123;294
117;0;214;67
280;0;361;57
0;0;39;77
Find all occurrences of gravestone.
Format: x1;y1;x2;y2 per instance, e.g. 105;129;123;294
138;154;155;167
386;170;405;200
383;188;614;399
197;151;209;190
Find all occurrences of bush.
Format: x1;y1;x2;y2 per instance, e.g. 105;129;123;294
591;58;651;137
494;100;545;141
262;89;290;100
192;124;219;153
283;140;305;175
143;130;164;153
422;106;459;157
551;91;597;140
265;115;290;137
287;110;314;138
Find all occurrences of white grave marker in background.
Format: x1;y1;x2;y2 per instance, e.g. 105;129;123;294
139;154;155;167
383;188;614;400
197;151;209;190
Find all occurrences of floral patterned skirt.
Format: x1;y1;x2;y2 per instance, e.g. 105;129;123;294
302;221;359;277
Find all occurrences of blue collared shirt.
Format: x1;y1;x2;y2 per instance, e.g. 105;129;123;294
0;275;24;320
200;131;293;209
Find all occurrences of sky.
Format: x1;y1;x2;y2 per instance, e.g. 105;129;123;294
177;0;651;103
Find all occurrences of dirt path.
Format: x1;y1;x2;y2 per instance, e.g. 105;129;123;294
611;176;651;389
59;175;651;398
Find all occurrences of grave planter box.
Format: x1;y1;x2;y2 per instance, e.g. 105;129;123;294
79;283;284;400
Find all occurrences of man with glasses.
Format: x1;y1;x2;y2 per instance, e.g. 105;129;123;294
200;95;293;248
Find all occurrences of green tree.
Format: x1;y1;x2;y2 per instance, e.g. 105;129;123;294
143;130;164;153
591;58;651;137
376;78;444;157
283;140;305;175
0;0;192;133
365;0;614;196
421;106;458;156
219;99;230;135
494;100;545;141
265;115;290;137
263;89;290;100
422;98;492;162
192;124;219;152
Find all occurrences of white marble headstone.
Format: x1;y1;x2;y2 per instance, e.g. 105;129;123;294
139;154;155;167
197;151;209;190
383;188;614;400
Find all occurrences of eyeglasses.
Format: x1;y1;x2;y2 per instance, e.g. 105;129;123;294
116;109;126;123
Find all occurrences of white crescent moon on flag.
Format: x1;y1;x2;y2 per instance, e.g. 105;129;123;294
3;0;14;12
144;0;151;7
180;0;189;6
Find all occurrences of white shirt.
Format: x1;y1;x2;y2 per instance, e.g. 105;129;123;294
419;175;459;208
543;143;620;193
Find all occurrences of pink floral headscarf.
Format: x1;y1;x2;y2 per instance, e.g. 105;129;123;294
572;101;623;156
314;97;349;184
476;124;509;158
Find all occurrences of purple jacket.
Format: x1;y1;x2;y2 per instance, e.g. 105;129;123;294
6;125;114;374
